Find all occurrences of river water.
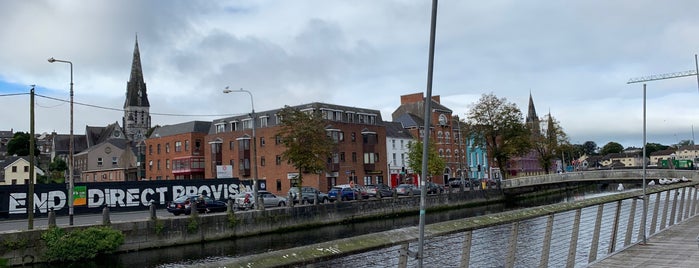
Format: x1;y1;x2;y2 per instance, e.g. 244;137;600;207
33;184;643;267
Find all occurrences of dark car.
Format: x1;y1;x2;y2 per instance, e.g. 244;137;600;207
366;184;393;198
288;186;330;204
426;182;444;194
166;194;228;216
395;184;420;196
328;184;358;201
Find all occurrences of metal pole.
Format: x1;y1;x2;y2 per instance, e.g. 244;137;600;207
418;0;438;267
28;85;35;229
48;57;74;225
641;84;647;244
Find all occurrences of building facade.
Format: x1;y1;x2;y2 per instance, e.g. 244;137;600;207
145;121;211;180
385;121;413;187
0;156;44;185
205;102;387;195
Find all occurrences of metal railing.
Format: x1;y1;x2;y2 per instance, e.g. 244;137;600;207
210;183;699;267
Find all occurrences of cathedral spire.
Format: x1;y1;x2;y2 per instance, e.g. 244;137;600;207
526;92;540;135
124;34;149;108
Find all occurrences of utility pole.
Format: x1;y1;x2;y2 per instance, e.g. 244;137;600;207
28;85;35;230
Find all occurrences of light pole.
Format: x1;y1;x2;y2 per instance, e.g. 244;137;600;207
223;87;259;209
49;57;74;225
48;57;74;225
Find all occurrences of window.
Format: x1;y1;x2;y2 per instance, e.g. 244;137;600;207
97;157;103;166
149;145;153;155
392;139;396;149
157;144;161;154
437;131;443;143
175;141;182;152
364;153;378;164
400;140;405;149
392;153;397;165
364;176;371;185
260;116;269;127
260;137;266;146
165;143;170;153
229;141;235;150
275;135;282;145
215;123;225;133
352;152;357;162
149;160;153;171
445;132;451;144
401;153;406;166
261;156;266;166
166;159;170;169
231;121;238;131
157;160;161;170
242;119;252;129
351;132;356;142
185;140;190;151
112;157;118;166
276;155;282;165
340;152;345;162
11;166;17;172
24;166;29;172
277;179;282;192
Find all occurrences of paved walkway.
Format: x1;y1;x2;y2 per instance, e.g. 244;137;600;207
589;214;699;268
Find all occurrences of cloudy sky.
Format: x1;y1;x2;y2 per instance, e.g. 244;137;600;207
2;0;699;149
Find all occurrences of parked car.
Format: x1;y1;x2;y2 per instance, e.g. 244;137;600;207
426;182;444;194
288;186;330;204
166;194;228;216
365;184;393;198
353;184;370;199
328;184;358;201
395;184;420;196
233;191;287;210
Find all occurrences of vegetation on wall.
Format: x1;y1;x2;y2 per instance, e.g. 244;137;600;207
41;226;124;262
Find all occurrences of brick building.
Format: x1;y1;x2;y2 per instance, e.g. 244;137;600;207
145;121;211;180
205;102;387;195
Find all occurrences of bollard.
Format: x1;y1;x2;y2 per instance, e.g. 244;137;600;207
191;201;199;217
48;208;56;227
102;206;111;225
288;192;294;207
149;201;157;220
313;192;318;205
227;199;234;213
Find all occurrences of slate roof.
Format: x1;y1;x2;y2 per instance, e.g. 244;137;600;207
151;121;212;138
393;113;424;129
384;121;413;139
52;134;88;155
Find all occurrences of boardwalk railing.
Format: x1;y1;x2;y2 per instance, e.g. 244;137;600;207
207;182;699;268
502;169;698;189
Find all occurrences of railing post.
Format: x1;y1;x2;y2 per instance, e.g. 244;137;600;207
650;192;660;235
149;201;157;220
588;204;604;263
669;189;678;226
460;230;472;267
691;186;698;216
398;243;409;268
624;198;637;247
565;209;581;268
608;200;622;254
48;208;56;228
681;187;689;221
540;214;554;268
660;190;670;230
505;221;519;268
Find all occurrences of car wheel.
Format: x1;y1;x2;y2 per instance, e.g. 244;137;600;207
279;202;286;207
173;212;181;216
322;197;328;203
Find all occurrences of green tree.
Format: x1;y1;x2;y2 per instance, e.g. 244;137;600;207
582;141;598;156
645;142;669;156
466;93;530;179
406;139;446;182
600;142;624;156
46;157;68;184
276;106;335;201
7;132;40;156
531;114;569;174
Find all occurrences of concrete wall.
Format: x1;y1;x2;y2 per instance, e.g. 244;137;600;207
0;189;503;266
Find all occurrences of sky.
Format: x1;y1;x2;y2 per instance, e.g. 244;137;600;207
2;1;699;149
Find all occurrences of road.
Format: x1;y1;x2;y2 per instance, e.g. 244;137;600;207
0;209;183;233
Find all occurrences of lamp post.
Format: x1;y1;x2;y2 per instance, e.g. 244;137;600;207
48;57;74;226
223;87;259;210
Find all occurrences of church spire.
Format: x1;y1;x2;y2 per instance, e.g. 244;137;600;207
526;92;540;135
124;34;149;108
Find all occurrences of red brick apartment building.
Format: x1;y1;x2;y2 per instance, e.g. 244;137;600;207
392;92;463;185
145;121;211;180
205;102;387;195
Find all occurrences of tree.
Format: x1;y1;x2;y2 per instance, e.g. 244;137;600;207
6;132;40;156
530;114;569;174
46;157;68;184
600;142;623;156
276;106;335;202
466;93;530;179
645;142;668;156
582;141;598;156
406;139;446;182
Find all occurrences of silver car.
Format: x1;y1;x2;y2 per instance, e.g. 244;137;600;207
234;191;288;210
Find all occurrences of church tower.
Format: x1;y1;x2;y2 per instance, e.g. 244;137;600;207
123;35;151;143
525;92;541;136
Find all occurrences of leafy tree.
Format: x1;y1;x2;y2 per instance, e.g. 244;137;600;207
582;141;598;156
276;106;335;201
644;142;669;156
6;132;40;156
677;139;694;147
466;93;530;179
531;114;569;174
406;139;446;182
46;157;68;184
600;142;623;156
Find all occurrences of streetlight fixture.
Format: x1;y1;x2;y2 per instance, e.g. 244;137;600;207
48;57;75;225
223;86;260;209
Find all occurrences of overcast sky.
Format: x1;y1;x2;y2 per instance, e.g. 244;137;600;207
2;1;699;149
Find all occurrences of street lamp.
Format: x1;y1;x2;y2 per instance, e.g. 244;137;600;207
48;57;75;226
223;87;260;209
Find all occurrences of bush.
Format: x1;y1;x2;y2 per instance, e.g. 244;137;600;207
41;226;124;262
